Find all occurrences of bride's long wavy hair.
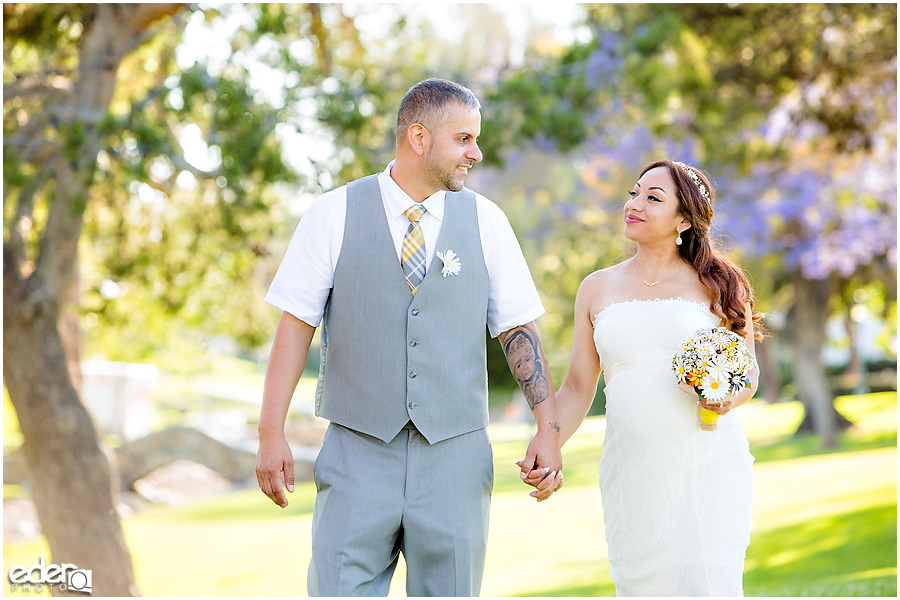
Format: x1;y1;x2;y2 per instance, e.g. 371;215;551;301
639;159;764;340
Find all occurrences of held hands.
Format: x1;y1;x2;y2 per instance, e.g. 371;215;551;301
517;428;564;502
256;433;295;508
677;381;736;416
516;461;564;501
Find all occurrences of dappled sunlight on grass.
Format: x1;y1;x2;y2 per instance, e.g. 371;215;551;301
3;385;23;451
740;398;806;442
835;391;898;428
749;571;898;597
127;509;315;596
750;446;895;530
743;391;897;462
746;505;896;576
136;482;318;524
745;504;896;595
480;486;610;597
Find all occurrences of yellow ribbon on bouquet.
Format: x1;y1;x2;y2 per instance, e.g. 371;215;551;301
699;406;720;431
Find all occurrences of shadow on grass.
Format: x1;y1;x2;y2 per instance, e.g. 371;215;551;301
751;429;897;464
744;503;897;594
145;483;319;522
748;573;897;597
517;579;617;597
514;504;897;598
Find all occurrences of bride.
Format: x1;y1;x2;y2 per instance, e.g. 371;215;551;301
532;159;763;596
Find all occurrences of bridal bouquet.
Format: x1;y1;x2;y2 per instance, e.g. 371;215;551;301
672;327;755;431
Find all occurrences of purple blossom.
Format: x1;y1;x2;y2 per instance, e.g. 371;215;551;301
584;34;624;90
716;156;896;279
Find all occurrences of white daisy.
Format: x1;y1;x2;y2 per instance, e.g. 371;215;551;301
700;374;728;403
436;249;461;277
708;357;732;383
673;354;689;383
712;333;733;350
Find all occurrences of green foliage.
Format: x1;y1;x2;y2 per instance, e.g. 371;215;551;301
481;44;597;163
2;3;85;59
605;3;897;164
65;5;378;362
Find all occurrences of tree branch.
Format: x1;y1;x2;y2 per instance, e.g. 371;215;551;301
118;3;189;32
308;3;331;72
5;166;49;269
3;78;71;103
3;110;64;163
29;3;187;309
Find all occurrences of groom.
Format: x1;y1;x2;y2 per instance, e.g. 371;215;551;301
256;78;562;596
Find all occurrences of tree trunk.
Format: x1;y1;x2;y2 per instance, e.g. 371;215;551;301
784;273;843;447
755;335;783;403
3;4;186;596
3;299;137;596
60;270;83;395
793;402;854;433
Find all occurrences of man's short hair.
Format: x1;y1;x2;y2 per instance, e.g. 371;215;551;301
396;78;481;145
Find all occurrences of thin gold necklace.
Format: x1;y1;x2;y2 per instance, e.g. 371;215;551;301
632;256;679;287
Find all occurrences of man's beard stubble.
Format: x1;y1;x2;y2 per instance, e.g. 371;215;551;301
424;150;465;192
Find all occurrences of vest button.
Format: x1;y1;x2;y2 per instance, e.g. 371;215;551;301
409;371;417;379
411;308;419;316
409;340;417;347
408;402;418;409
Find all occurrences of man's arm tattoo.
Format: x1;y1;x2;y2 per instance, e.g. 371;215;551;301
501;323;552;410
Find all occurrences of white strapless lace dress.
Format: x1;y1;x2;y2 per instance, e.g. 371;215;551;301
593;298;754;597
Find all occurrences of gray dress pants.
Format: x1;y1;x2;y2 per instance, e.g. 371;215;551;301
308;422;493;596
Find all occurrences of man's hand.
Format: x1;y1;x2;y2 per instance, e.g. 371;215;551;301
256;433;295;508
256;313;316;509
517;427;563;502
515;460;564;501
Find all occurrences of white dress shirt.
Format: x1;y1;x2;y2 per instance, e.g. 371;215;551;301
266;162;544;338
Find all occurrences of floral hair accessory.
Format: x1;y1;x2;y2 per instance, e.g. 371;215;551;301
436;249;461;277
673;161;711;206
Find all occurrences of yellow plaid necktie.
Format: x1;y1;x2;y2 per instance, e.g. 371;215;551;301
401;205;427;295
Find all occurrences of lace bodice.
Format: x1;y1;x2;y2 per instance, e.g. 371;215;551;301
593;298;720;382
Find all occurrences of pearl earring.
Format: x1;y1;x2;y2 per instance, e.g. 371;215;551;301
676;231;683;246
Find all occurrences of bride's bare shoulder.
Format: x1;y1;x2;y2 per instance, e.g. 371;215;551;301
578;262;630;314
581;261;629;290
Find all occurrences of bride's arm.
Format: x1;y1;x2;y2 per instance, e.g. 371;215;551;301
555;277;604;446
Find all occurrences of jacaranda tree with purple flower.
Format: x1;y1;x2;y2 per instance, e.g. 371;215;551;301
476;3;896;446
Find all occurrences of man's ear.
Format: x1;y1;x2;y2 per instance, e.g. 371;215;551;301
406;123;428;156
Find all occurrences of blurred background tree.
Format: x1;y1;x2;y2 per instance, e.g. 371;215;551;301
469;3;897;443
4;2;428;593
4;5;188;594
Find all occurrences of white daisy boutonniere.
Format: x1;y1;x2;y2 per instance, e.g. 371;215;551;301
436;249;461;277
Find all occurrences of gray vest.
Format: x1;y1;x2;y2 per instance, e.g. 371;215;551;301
315;175;490;444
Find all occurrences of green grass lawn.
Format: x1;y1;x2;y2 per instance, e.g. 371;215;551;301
3;393;896;596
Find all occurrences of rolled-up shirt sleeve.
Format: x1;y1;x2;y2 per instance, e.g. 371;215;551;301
264;187;347;328
476;193;545;338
